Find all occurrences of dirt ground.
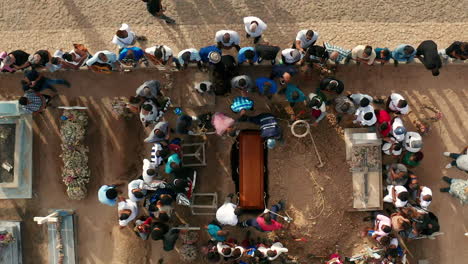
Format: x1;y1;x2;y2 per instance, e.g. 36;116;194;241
0;0;468;263
0;64;467;264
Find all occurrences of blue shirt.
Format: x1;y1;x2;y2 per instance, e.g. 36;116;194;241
238;47;258;64
199;45;222;62
231;96;254;113
98;185;117;206
255;77;278;95
119;47;145;61
375;48;392;61
392;44;416;62
207;224;226;241
165;154;181;174
285;84;306;103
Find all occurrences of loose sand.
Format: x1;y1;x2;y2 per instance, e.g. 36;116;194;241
0;1;467;264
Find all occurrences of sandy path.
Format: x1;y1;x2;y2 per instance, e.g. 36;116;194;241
0;1;467;53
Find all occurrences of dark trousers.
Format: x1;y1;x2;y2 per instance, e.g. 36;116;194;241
448;153;460;166
246;33;262;44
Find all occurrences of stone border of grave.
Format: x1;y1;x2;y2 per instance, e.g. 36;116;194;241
59;110;90;200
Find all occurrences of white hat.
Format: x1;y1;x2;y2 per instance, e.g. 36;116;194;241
404;131;423;152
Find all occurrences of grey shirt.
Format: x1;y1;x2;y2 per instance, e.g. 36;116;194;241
230;75;253;92
334;95;356;114
144;121;169;143
136;80;161;99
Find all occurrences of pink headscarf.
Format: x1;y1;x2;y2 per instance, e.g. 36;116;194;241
211;112;235;136
0;52;15;73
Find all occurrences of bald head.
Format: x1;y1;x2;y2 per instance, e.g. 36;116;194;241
249;22;258;32
282;72;292;83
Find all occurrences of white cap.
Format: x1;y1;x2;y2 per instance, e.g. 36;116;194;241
119;23;130;31
391;117;406;142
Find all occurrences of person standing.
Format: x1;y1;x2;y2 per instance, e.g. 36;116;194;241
351;45;376;65
98;185;119;206
199;45;222;66
270;65;298;86
215;30;241;51
176;48;202;70
119;47;147;67
243;16;267;44
416;40;442;76
281;48;302;65
86;51;122;72
440;176;468;204
386;93;409;115
136;80;162;100
354;105;377;126
112;24;139;49
0;50;31;70
374;47;392;65
231;75;253;95
443;147;468;172
144;121;170;143
444;41;467;61
240;200;286;232
145;45;174;66
18;90;52;114
128;179;147;202
293;30;319;53
392;44;416;66
265;242;289;261
383;185;409;208
238;47;258;65
143;0;176;24
324;42;351;65
117;197;139;227
255;77;277;98
255;44;280;65
216;194;241;226
240;113;283;149
307;92;327;126
22;69;70;92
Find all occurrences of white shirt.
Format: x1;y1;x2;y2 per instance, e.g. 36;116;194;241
307;93;326;112
351;45;376;65
85;50;117;66
216;202;238;226
177;48;201;64
215;30;241;47
128;179;146;202
281;48;303;64
233;246;245;260
385;185;408;208
389;93;409;114
140;100;159;125
257;246;268;257
243;16;267;37
268;242;289;261
355;105;377;126
349;93;373;106
456;151;468;171
145;45;173;61
112;23;136;48
419;186;432;208
295;29;319;49
391;117;406;142
142;159;157;184
217;242;233;257
150;143;164;166
382;137;402;156
118;199;138;226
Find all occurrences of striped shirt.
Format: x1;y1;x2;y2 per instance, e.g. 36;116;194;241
231;96;254;113
21;91;44;113
324;42;351;63
150;143;164;166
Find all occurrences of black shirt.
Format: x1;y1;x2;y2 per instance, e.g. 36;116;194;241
319;77;344;94
23;69;46;92
416;40;441;70
176;115;193;134
9;50;30;66
270;65;298;79
445;41;465;59
147;0;162;15
255;44;280;60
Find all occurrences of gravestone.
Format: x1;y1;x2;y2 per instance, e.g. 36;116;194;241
0;221;22;264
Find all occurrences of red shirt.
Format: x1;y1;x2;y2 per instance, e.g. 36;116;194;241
376;110;391;137
256;216;283;231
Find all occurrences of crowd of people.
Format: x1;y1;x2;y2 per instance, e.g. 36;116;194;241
2;12;467;264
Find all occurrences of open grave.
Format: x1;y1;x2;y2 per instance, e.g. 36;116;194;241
0;101;33;199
